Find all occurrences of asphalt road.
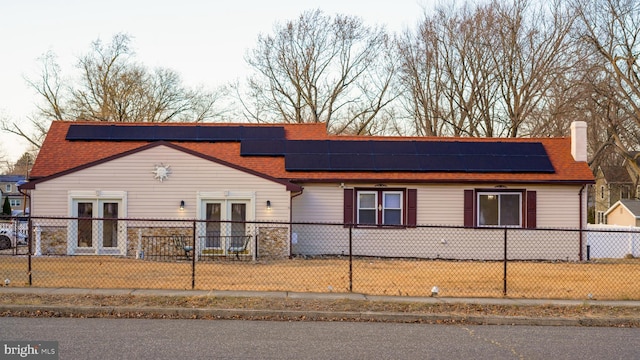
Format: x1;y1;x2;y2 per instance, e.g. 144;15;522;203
2;317;639;359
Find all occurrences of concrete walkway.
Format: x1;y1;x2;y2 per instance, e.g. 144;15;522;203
2;287;640;326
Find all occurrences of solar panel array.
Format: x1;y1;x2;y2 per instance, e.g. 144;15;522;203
65;124;555;173
66;124;285;142
279;140;554;173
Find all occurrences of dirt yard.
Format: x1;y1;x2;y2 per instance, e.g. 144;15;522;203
1;256;639;300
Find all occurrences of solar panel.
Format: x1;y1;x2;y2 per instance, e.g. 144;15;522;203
105;126;151;140
210;126;243;141
370;141;416;155
275;139;555;173
168;126;199;140
374;154;421;171
464;155;506;172
420;155;466;172
518;143;549;156
240;140;286;156
285;154;331;171
66;124;107;140
513;155;555;172
286;140;329;154
66;124;555;173
241;126;285;139
66;124;286;142
329;154;376;170
414;141;462;155
328;141;372;154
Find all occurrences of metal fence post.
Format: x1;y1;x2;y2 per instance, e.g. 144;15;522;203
191;220;196;290
349;224;353;293
27;217;32;286
503;227;507;296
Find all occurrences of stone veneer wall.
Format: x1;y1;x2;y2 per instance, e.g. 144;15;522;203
33;226;194;257
33;225;288;259
37;226;67;255
257;226;289;259
128;227;193;257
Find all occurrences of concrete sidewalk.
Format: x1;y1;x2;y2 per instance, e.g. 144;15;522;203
2;287;640;326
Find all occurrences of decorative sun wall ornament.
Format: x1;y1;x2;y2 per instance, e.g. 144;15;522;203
152;163;171;182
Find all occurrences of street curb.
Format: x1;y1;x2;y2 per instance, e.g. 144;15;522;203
0;304;636;327
2;288;640;327
3;287;640;308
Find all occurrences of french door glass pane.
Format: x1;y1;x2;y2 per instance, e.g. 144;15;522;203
102;202;118;247
77;202;93;247
231;203;246;236
206;203;221;247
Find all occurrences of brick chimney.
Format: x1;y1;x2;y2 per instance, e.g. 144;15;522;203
571;121;587;162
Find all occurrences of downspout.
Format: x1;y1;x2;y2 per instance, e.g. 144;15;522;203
289;188;304;258
579;185;585;261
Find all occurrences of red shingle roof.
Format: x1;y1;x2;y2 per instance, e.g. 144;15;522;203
29;121;594;186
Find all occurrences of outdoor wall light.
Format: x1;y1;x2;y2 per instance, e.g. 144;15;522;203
266;200;271;210
180;200;185;210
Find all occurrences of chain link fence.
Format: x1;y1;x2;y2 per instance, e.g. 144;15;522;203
1;216;638;300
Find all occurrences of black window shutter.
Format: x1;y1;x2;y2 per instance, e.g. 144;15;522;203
464;190;474;227
526;191;537;229
407;189;417;227
343;189;354;227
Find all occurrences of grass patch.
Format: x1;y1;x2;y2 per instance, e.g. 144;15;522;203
1;256;639;300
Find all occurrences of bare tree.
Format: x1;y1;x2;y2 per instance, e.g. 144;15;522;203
2;33;227;149
241;9;397;134
69;34;226;123
397;0;576;138
573;0;640;175
490;0;577;137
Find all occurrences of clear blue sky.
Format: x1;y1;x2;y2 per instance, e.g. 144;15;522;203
0;0;431;164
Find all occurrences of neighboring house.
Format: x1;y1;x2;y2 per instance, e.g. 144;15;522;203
593;165;639;224
21;121;594;260
0;175;26;214
604;199;640;227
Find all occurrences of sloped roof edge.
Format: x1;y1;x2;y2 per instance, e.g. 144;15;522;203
23;141;302;192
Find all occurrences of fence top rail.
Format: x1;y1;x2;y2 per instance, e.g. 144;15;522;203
25;215;640;234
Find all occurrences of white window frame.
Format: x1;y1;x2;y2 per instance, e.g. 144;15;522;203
196;191;255;257
5;184;11;192
357;191;378;225
9;199;21;207
67;191;127;255
477;192;522;228
356;190;404;226
382;191;403;225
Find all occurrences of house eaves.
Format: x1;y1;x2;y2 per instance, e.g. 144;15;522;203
22;141;302;192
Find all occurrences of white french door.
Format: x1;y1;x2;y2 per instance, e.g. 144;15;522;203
72;199;125;255
199;198;251;256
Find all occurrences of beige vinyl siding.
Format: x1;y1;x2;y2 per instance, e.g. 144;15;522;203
291;183;585;260
605;204;636;226
533;185;582;228
418;185;463;225
291;183;585;228
30;145;290;221
291;184;344;223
